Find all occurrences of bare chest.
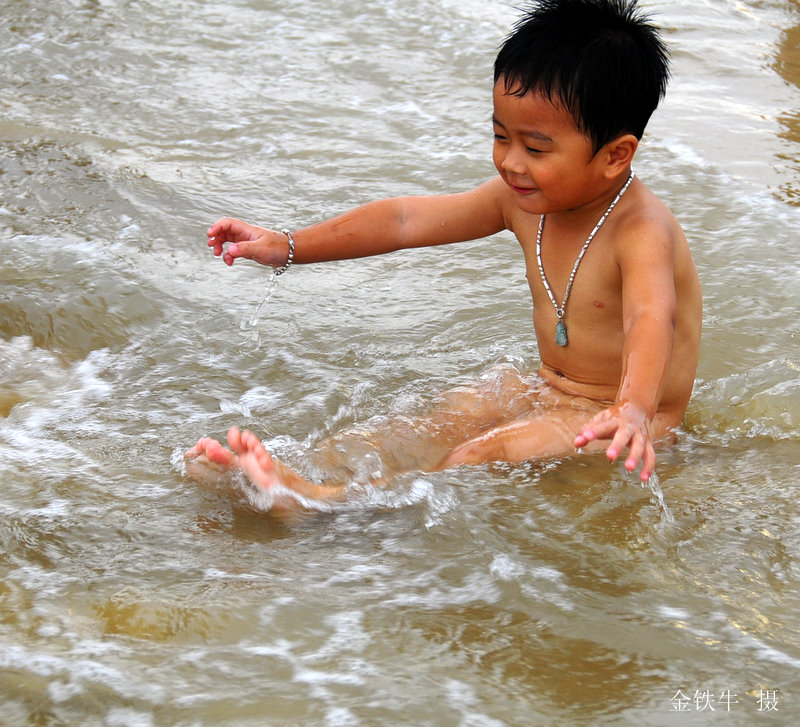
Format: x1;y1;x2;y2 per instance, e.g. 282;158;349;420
519;223;623;328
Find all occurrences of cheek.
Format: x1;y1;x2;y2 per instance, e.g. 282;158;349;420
492;144;504;174
531;165;562;190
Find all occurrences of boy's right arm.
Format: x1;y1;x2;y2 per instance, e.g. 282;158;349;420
207;177;508;268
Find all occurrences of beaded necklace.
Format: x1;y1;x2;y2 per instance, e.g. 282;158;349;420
536;171;634;347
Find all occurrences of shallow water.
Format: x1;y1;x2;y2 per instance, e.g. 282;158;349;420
1;0;799;725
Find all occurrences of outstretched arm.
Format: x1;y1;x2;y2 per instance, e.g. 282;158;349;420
574;225;677;481
207;177;509;268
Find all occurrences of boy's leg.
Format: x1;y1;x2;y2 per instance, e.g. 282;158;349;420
184;429;344;514
228;428;345;501
183;365;575;509
438;404;607;468
435;363;537;432
306;362;538;477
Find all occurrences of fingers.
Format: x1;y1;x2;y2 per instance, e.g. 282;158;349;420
605;422;640;465
207;217;252;243
574;412;616;447
207;218;260;265
621;430;644;471
606;429;656;481
576;406;657;480
222;243;242;266
574;421;595;448
206;218;282;268
640;443;657;482
207;219;234;260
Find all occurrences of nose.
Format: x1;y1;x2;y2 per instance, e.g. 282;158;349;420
498;143;527;176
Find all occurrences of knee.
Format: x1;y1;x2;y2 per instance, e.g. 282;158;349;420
441;386;482;415
441;418;574;469
439;431;507;468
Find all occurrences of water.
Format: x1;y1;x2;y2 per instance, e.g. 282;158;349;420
1;0;798;724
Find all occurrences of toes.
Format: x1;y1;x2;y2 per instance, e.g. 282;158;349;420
227;426;243;453
255;445;273;471
185;437;212;458
206;441;235;466
240;429;260;450
226;428;272;469
185;436;239;468
239;430;268;458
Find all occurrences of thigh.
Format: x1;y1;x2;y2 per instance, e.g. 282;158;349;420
436;363;542;434
440;397;607;468
310;363;557;476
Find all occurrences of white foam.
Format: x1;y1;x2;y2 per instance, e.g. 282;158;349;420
105;709;155;727
657;605;692;621
0;643;167;703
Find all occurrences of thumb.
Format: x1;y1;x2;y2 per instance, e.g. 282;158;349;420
222;242;247;266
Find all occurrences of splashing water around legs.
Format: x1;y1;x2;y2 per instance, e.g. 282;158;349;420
183;364;680;518
184;428;347;518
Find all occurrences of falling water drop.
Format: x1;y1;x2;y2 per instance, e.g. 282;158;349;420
643;471;675;526
239;270;279;332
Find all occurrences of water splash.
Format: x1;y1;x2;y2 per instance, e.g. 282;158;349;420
239;270;279;343
642;471;675;526
232;466;458;524
688;358;800;443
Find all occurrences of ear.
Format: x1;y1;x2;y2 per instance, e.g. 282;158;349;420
603;134;638;177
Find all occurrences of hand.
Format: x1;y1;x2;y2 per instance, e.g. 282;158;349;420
206;217;290;268
574;402;656;481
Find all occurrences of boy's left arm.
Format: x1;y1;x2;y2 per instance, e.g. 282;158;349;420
574;225;677;480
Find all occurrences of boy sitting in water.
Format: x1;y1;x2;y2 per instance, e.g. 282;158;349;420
185;0;702;512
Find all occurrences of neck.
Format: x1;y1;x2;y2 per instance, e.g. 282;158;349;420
548;170;634;230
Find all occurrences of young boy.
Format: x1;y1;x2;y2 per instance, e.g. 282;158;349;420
185;0;702;513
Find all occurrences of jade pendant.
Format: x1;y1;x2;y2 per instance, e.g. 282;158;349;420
555;320;568;347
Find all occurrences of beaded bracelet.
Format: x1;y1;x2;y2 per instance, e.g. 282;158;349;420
274;228;295;276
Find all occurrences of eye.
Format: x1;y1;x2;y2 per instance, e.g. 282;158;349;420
526;146;543;154
493;132;508;143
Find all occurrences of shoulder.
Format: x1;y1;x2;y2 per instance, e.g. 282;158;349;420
610;180;700;304
610;180;687;262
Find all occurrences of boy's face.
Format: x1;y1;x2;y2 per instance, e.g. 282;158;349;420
492;80;609;215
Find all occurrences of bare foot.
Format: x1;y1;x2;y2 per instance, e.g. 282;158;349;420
226;427;281;494
184;436;240;486
226;427;345;505
185;428;346;516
